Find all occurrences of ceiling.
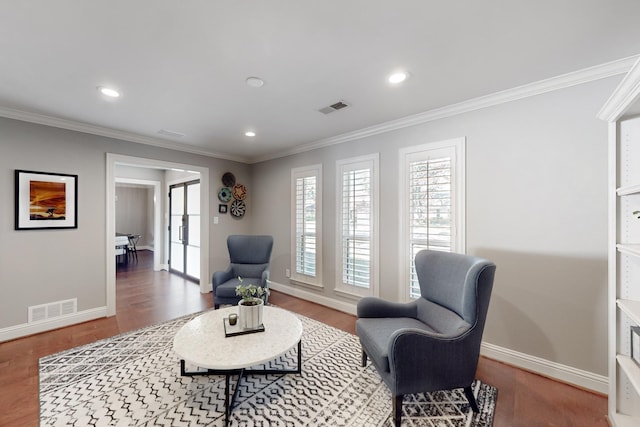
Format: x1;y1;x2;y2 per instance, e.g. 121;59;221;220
2;1;640;163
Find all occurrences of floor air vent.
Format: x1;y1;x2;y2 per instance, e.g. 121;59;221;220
318;100;350;114
28;298;77;323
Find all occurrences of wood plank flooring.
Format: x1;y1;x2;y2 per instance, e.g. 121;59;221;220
0;251;608;426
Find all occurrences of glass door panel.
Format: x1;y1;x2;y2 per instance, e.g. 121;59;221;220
186;182;200;280
169;180;200;281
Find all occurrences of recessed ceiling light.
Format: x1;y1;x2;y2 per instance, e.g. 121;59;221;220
388;72;410;84
245;131;256;137
97;86;120;98
245;77;264;88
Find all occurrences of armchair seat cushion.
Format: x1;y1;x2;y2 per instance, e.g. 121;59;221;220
233;263;269;279
216;277;246;298
215;276;262;299
356;317;436;373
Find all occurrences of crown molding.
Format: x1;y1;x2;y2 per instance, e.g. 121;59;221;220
1;55;637;165
597;56;640;122
249;54;640;164
0;106;249;163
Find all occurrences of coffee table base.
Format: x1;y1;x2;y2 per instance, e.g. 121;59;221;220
179;340;302;426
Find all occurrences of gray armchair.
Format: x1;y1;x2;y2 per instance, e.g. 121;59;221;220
356;250;496;427
212;235;274;309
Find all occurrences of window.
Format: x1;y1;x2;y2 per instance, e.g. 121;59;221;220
399;138;465;301
335;154;379;297
291;165;322;286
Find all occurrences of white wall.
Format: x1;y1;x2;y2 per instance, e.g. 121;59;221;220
0;117;252;332
251;76;617;381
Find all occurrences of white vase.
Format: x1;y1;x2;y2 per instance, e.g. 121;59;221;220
238;298;264;329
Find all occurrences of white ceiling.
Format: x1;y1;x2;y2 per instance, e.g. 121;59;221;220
2;1;640;163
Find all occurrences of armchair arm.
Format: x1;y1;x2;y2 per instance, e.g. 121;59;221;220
261;268;270;288
357;297;417;319
261;269;271;304
388;327;479;395
212;266;234;291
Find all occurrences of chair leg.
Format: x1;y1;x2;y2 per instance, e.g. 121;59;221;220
463;386;479;413
361;349;368;367
393;394;403;427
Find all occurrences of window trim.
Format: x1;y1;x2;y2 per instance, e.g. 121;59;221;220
398;137;466;302
334;153;379;298
290;164;323;287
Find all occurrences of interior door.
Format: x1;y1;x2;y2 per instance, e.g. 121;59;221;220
169;180;200;281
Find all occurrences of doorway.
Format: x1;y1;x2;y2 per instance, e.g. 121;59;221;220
115;178;162;271
169;179;201;281
106;154;211;317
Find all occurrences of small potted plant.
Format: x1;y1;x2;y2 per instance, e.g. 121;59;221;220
235;277;268;329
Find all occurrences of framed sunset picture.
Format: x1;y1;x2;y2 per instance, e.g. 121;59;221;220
15;170;78;230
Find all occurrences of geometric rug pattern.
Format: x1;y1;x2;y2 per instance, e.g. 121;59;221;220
40;310;496;426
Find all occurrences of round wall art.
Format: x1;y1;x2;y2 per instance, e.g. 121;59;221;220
218;187;232;202
222;172;236;187
232;183;247;201
230;199;246;217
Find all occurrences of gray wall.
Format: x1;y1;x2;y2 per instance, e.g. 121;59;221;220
0;117;252;328
251;77;616;376
0;74;617;378
115;186;152;248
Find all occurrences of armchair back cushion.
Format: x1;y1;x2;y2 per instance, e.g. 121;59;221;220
228;235;274;265
415;250;483;324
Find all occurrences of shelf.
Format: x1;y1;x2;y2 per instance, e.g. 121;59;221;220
617;244;640;257
611;412;640;427
617;184;640;196
618;299;640;326
617;354;640;397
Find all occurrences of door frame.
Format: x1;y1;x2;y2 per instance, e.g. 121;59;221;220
106;153;211;317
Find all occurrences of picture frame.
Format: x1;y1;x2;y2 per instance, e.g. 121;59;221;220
15;169;78;230
218;204;228;214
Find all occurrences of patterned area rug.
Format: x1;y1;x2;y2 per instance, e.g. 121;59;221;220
40;311;497;426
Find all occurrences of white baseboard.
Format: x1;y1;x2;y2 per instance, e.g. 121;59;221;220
0;307;108;342
271;281;608;394
7;286;603;394
269;280;357;316
481;342;608;394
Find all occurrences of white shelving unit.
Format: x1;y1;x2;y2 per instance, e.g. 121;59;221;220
598;57;640;426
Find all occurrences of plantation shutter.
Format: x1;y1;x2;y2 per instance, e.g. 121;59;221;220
295;175;317;277
341;166;372;288
408;154;453;298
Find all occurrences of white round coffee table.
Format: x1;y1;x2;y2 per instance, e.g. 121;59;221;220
173;306;303;425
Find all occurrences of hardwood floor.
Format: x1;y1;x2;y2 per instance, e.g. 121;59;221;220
0;251;607;426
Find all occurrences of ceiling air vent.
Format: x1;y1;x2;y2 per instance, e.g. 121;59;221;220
318;100;350;115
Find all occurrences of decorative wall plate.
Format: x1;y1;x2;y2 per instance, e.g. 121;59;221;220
218;187;232;202
232;183;247;200
230;199;246;217
222;172;236;187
